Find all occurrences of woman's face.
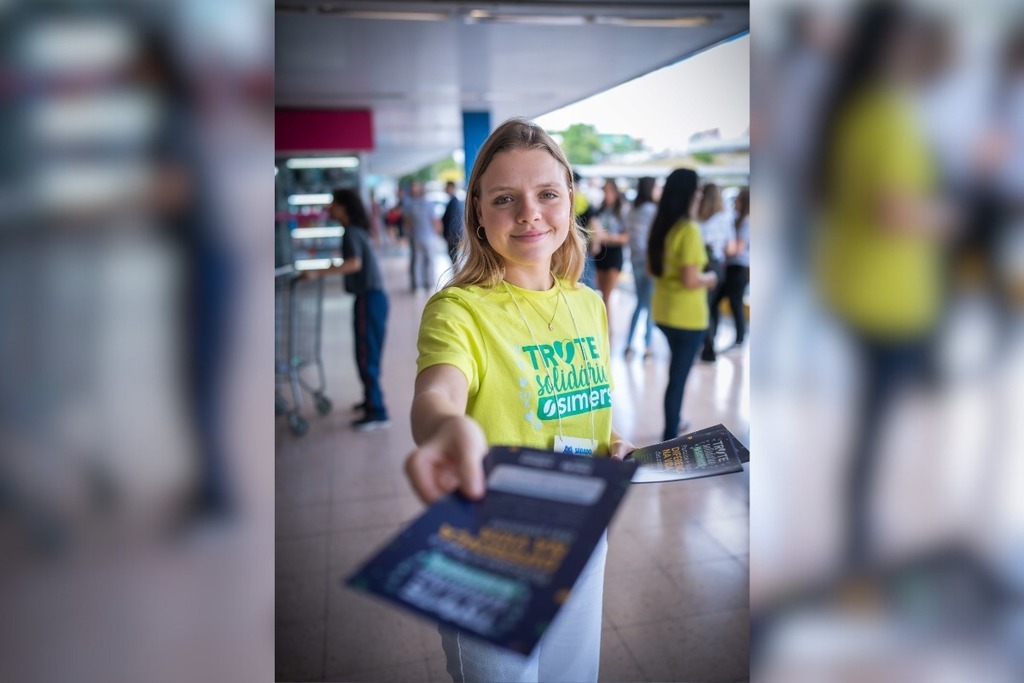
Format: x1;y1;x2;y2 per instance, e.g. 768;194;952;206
476;148;572;272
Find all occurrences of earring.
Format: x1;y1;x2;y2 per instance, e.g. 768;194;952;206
476;225;487;240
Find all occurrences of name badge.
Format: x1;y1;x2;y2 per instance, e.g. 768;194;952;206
554;435;599;457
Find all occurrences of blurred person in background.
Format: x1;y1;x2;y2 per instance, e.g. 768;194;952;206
994;22;1024;225
649;169;718;440
404;180;442;293
696;182;733;361
0;3;271;680
105;25;237;529
624;176;659;359
328;189;390;431
441;179;464;266
589;178;629;334
573;170;597;289
970;20;1024;328
716;187;751;351
811;0;958;569
385;188;405;246
404;118;636;682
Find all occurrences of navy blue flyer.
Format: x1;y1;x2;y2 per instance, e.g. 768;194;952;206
345;447;636;655
627;423;747;484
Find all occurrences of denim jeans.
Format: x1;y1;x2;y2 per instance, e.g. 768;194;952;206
353;290;389;419
626;261;654;350
656;325;706;441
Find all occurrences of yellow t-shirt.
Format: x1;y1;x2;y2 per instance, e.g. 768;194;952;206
651;219;709;330
816;86;939;337
417;279;614;455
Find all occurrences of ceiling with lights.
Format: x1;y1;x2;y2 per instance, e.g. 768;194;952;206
276;1;749;177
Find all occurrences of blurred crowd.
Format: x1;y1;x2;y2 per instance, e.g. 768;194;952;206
752;0;1023;680
0;1;272;682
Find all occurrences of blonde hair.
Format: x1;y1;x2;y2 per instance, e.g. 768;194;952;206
697;183;724;222
447;117;586;289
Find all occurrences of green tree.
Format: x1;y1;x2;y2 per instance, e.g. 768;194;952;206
401;154;461;185
555;123;602;165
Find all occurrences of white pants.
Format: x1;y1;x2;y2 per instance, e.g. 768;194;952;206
439;533;607;683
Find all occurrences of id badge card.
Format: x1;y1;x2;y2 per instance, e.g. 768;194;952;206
554;435;598;457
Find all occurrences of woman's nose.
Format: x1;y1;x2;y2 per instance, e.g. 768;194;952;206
517;197;541;223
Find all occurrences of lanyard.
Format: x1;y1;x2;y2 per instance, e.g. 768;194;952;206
502;277;598;450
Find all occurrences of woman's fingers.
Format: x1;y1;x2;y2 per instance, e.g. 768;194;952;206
404;449;445;505
608;439;635;461
405;416;489;505
456;451;486;500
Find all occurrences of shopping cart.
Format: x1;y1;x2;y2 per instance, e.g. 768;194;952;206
275;266;332;436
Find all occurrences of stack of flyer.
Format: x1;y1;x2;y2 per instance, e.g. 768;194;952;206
627;423;748;483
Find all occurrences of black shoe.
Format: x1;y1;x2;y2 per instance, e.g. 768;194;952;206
352;415;390;432
700;350;717;362
352;401;367;412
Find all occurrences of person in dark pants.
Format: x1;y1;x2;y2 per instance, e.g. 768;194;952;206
711;187;750;348
648;169;718;441
441;180;464;266
329;189;390;431
696;183;731;361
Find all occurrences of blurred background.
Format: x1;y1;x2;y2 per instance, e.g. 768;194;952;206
752;0;1023;681
0;0;273;681
3;0;1022;681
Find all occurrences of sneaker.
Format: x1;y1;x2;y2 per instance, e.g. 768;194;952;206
352;415;390;432
700;350;717;362
352;401;367;412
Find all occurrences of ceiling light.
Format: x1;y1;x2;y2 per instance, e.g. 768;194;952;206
285;157;359;169
291;227;344;239
287;193;334;205
595;16;714;28
294;258;342;271
318;9;450;21
465;11;589;26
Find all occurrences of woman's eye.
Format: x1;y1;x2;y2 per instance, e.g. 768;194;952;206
493;196;512;205
541;191;558;199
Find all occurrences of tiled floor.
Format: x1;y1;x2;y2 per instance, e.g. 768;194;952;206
276;247;750;682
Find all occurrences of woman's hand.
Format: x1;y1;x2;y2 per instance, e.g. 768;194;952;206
404;415;488;505
681;264;717;290
608;434;637;461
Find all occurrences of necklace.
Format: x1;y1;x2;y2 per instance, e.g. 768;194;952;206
510;277;561;331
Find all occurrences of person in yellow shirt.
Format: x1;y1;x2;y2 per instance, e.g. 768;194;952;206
811;0;956;567
405;117;636;682
649;169;719;441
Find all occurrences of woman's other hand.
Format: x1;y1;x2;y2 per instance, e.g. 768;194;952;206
608;435;637;461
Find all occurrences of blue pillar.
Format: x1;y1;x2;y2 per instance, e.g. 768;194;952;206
462;111;491;181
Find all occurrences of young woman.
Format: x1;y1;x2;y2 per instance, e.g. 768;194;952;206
623;176;659;359
589;179;629;332
649;169;718;441
328;189;391;430
404;118;635;682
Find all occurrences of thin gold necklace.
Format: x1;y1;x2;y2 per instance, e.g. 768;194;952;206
508;277;561;331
